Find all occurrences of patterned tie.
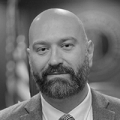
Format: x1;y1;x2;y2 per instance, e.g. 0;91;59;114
59;114;75;120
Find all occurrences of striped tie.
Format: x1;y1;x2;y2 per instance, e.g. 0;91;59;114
59;114;75;120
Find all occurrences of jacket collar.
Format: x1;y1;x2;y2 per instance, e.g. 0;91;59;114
20;93;42;120
91;89;115;120
20;89;115;120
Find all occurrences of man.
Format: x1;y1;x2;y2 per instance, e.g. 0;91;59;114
0;8;120;120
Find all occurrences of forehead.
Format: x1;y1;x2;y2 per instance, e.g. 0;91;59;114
29;15;85;45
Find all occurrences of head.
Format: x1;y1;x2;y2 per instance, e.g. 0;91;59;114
27;8;94;99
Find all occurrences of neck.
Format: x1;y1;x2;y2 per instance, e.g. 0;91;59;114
42;84;88;113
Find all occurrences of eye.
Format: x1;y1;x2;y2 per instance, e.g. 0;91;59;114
36;47;49;55
62;43;74;50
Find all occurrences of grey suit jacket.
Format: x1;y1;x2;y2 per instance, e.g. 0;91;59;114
0;89;120;120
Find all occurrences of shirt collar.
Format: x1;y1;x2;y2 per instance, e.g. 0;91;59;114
41;95;64;120
69;83;92;120
41;83;92;120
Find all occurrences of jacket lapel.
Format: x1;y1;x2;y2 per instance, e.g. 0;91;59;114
20;93;42;120
91;89;115;120
19;88;116;120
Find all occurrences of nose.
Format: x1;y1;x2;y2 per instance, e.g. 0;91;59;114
48;47;63;66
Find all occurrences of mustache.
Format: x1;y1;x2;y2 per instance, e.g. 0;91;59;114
42;64;74;77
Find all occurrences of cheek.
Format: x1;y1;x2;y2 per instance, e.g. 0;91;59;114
63;50;86;71
29;55;48;73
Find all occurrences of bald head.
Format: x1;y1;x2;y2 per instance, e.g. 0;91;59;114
28;9;94;100
29;8;88;46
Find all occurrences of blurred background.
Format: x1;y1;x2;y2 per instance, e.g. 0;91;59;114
0;0;120;110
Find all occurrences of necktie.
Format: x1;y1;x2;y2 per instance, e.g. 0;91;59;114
59;114;75;120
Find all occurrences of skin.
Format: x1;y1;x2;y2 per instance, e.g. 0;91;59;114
27;8;94;113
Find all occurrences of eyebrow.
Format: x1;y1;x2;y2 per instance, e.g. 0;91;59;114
33;41;48;46
60;37;77;43
32;37;77;47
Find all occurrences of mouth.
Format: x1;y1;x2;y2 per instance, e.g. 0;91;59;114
46;73;70;80
47;72;67;75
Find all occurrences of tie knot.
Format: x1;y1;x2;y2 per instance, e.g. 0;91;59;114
59;114;75;120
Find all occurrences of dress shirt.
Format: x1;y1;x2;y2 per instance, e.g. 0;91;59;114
41;83;93;120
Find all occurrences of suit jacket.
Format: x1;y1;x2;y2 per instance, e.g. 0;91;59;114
0;89;120;120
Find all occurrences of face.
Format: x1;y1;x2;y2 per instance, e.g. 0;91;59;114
28;15;93;99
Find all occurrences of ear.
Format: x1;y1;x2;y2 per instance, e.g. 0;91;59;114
27;48;30;55
27;48;31;65
87;40;94;67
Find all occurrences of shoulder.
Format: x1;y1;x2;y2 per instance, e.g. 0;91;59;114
0;93;41;120
92;88;120;112
92;89;120;106
103;92;120;109
0;100;28;120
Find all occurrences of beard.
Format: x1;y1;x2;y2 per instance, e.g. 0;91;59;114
31;56;90;99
